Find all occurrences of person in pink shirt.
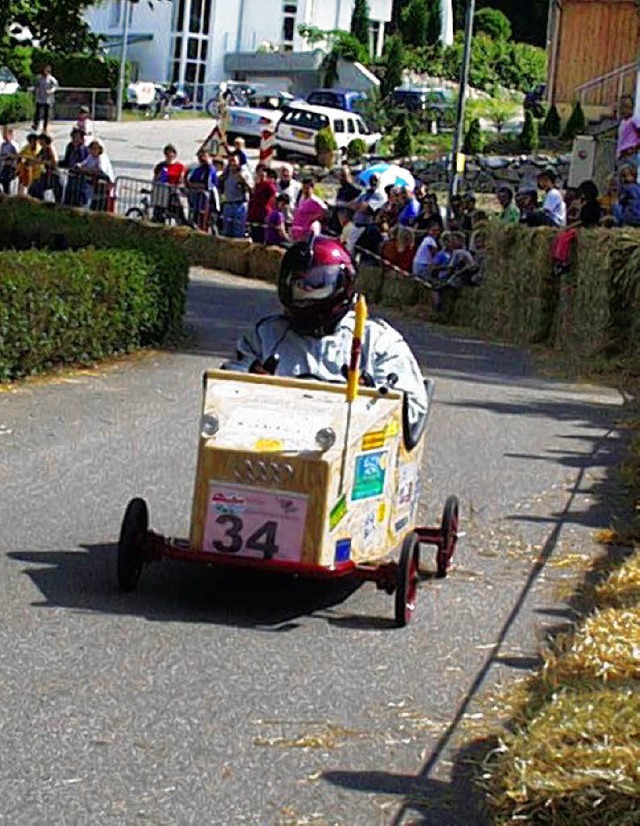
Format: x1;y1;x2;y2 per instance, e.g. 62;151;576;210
291;177;327;241
617;94;640;163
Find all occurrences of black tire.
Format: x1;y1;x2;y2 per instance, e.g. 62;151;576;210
437;495;459;578
125;207;145;221
395;532;420;628
117;497;149;592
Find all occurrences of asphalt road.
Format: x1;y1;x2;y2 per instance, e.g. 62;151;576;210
0;269;624;825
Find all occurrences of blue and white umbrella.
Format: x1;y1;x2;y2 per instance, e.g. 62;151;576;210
358;163;415;191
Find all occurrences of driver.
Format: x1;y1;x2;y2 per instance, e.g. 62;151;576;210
224;235;429;447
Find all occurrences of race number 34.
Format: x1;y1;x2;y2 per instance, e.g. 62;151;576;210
211;514;279;559
204;484;308;563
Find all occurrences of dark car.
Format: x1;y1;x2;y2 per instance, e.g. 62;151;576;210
391;86;455;123
306;88;368;114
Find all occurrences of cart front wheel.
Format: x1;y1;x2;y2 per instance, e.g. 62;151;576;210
395;532;420;627
437;495;459;578
117;497;149;592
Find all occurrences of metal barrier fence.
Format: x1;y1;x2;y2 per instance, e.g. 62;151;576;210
113;175;218;230
48;88;114;121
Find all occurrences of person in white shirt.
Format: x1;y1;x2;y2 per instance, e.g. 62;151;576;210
77;138;115;210
412;218;443;280
537;168;567;228
32;65;59;133
277;163;302;206
338;208;358;256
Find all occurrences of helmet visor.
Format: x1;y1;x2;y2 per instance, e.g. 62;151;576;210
289;264;344;306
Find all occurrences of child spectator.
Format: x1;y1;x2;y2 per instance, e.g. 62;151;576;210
153;143;187;223
264;193;290;246
291;177;327;241
537;168;567;227
247;163;277;243
613;164;640;226
412;218;443;281
574;180;602;228
496;186;519;223
616;94;640;164
76;106;94;139
0;126;18;195
16;132;41;196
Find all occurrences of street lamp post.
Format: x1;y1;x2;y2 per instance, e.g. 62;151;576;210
449;0;475;204
116;0;132;121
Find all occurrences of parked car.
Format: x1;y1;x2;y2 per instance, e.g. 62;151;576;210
226;90;299;145
306;88;368;114
0;67;19;95
391;86;455;125
275;103;381;160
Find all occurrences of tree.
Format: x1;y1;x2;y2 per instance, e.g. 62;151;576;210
426;0;442;46
562;101;586;140
350;0;370;49
476;0;548;46
463;118;483;154
540;103;562;138
520;110;539;151
401;0;428;48
382;34;405;99
475;7;512;41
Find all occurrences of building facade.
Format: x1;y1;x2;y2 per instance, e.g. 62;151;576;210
86;0;393;97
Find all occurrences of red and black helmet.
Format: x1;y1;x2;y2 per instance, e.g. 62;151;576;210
278;235;357;337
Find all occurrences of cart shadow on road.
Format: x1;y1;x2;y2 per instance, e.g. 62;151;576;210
7;542;396;631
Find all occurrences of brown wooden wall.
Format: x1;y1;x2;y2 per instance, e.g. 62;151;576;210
551;0;640;106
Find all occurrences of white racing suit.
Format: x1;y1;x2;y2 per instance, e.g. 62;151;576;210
224;310;429;448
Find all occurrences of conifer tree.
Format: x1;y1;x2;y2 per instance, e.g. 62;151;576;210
351;0;371;49
382;34;405;98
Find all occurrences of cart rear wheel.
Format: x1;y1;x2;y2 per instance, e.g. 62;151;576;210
395;532;420;627
117;497;149;592
437;495;459;578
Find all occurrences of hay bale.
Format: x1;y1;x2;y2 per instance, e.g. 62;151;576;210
356;263;384;303
215;237;252;275
380;272;419;309
248;244;285;283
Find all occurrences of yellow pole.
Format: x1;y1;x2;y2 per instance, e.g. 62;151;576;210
339;294;368;494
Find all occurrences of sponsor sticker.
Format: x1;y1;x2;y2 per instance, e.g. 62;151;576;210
334;538;351;563
329;494;347;530
352;450;387;501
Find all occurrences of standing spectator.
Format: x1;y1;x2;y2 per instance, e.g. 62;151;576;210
264;193;290;246
613;164;640;226
76;106;94;140
291;177;327;241
616;94;640;166
153;143;187;223
16;132;42;196
77;138;115;211
537;168;567;227
349;174;387;249
496;186;520;223
186;149;219;231
338;208;358;256
0;126;18;195
32;65;59;134
60;128;89;206
277;163;301;205
358;212;389;266
29;134;63;204
231;136;249;168
220;154;252;237
335;165;361;206
460;192;478;235
573;180;602;228
247;163;277;242
397;186;421;227
412;218;443;281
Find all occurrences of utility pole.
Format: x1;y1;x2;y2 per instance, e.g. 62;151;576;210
449;0;475;204
116;0;132;121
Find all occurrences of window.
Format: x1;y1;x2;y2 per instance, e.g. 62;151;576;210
282;2;297;49
357;120;367;135
333;119;345;133
347;119;355;133
281;108;329;131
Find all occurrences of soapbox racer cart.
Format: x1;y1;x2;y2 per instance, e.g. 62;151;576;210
116;369;459;627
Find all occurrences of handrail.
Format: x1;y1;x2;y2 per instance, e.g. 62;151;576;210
575;61;636;95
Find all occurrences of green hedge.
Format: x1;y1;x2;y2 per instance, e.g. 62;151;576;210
0;248;159;380
0;196;189;343
31;50;123;97
0;91;35;125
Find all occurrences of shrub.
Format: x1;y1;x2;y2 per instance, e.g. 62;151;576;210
540;103;562;137
563;101;587;140
0;91;35;125
31;50;123;97
394;116;415;157
382;34;405;99
347;138;367;161
474;7;512;41
0;196;188;342
0;248;160;380
520;110;539;151
315;127;338;159
463;118;483;154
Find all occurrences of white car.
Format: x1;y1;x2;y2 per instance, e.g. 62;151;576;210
275;103;381;160
226;90;298;145
0;67;19;95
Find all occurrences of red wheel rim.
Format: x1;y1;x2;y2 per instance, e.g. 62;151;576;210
404;549;419;624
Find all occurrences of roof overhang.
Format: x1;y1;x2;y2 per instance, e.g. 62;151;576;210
224;49;326;75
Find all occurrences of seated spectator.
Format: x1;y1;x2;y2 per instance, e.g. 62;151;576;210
397;186;421;227
29;133;63;204
291;177;327;241
573;180;602;228
76;138;115;211
0;125;18;195
613;164;640;226
380;225;415;274
16;132;41;196
412;218;443;281
516;187;539;225
447;194;464;230
76;106;94;140
220;154;252;237
186;148;219;232
564;186;581;224
338;208;358;256
496;186;519;223
537;167;567;227
153;143;187;223
440;232;481;288
264;193;290;246
247;163;277;243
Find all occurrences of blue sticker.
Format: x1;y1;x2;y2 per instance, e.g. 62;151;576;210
394;515;409;534
352;451;387;501
335;538;352;563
